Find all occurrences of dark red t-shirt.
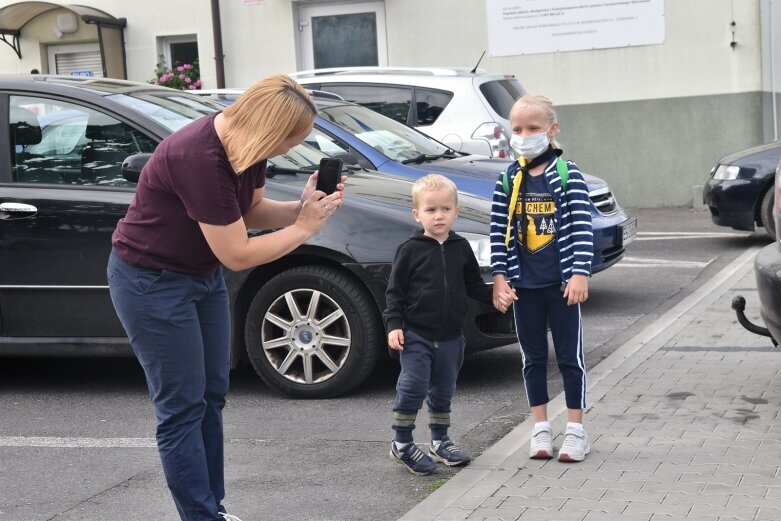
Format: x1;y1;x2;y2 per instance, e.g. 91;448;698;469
112;112;266;277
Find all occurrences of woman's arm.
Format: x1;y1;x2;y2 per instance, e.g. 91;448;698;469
200;190;336;271
242;172;346;230
242;187;304;229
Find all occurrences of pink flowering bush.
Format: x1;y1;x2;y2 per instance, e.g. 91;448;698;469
150;60;202;90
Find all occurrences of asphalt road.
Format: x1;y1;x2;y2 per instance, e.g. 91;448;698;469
0;207;773;521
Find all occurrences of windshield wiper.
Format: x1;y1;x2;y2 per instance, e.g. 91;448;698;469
401;153;451;165
266;164;318;177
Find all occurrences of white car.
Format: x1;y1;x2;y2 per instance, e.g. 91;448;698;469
290;67;525;159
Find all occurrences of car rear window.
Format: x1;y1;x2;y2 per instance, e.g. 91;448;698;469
479;79;525;119
415;88;453;127
318;84;413;125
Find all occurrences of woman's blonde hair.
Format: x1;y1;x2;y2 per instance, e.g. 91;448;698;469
222;74;317;173
412;173;458;208
510;94;561;149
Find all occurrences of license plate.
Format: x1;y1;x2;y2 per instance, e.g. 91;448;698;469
619;217;637;247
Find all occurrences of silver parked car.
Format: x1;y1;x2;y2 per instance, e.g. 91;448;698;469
291;66;525;159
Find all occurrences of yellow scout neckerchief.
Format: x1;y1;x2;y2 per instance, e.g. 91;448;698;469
504;156;528;247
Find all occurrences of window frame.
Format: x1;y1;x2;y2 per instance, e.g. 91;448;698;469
160;34;199;69
8;94;156;187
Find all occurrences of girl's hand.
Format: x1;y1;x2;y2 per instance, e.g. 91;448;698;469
301;171;348;204
563;274;589;305
388;329;405;351
492;275;518;313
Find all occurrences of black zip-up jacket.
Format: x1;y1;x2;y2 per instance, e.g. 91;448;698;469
383;230;493;341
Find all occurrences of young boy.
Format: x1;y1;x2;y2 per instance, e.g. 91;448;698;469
384;174;510;475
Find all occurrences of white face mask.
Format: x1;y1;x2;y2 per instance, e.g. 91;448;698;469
510;127;551;160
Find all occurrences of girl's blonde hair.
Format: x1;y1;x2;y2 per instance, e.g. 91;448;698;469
222;74;317;173
510;94;562;149
411;173;458;208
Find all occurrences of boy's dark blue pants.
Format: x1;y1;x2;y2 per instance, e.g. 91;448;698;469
108;251;229;521
392;329;465;443
512;284;587;410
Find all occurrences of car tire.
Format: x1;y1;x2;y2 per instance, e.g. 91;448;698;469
760;188;776;239
244;265;382;398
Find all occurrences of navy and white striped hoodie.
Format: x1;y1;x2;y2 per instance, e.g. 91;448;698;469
490;156;594;283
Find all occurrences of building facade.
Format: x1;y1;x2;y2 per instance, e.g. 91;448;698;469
0;0;779;208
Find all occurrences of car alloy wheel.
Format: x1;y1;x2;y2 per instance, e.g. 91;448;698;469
245;266;382;398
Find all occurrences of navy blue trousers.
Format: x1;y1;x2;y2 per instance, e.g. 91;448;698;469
108;251;229;521
512;284;587;410
392;329;465;443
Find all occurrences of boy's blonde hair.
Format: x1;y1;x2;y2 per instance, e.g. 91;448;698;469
510;94;561;149
222;74;317;173
411;174;458;208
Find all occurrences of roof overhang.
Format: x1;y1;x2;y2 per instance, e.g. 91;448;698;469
0;2;126;58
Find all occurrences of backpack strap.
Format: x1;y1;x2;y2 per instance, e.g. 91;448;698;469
503;158;569;196
556;158;569;192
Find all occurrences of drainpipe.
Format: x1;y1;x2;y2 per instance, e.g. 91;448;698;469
211;0;226;88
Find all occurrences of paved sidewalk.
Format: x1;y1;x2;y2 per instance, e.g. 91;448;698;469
399;246;781;521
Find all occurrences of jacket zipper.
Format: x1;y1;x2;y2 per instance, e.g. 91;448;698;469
438;242;449;339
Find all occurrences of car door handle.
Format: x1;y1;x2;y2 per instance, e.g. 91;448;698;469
0;202;38;217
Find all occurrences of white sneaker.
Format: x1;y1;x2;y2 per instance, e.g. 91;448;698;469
558;425;590;462
529;424;553;459
220;514;244;521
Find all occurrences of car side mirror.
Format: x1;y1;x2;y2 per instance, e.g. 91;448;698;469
122;153;153;183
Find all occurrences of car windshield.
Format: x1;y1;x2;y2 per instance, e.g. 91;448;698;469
269;141;329;171
318;103;449;162
110;89;331;170
107;91;223;132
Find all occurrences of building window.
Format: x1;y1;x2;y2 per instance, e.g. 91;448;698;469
161;35;199;68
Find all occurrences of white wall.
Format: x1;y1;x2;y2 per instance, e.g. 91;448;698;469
0;0;764;98
385;0;761;105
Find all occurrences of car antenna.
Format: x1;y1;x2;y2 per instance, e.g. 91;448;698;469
470;51;485;74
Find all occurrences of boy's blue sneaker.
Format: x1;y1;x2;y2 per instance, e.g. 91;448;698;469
429;436;471;466
390;441;437;475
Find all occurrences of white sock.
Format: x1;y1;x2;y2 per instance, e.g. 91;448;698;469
567;422;584;433
394;441;409;450
534;421;551;431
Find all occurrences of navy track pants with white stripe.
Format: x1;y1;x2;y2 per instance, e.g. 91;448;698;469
512;284;587;410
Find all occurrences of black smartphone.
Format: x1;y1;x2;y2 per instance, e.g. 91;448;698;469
316;158;343;195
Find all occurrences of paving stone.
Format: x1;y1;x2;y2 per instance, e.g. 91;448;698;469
688;504;758;520
515;509;586;520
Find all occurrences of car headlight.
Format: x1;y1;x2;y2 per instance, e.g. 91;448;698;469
460;232;491;268
713;164;741;180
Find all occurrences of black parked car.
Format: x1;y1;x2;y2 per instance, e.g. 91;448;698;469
0;75;514;398
734;158;781;346
703;142;778;238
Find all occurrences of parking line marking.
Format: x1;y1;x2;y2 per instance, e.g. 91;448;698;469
636;231;751;241
0;436;157;448
615;256;714;268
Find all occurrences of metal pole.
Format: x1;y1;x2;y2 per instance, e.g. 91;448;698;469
210;0;226;89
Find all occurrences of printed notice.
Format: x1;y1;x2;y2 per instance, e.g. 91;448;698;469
486;0;665;56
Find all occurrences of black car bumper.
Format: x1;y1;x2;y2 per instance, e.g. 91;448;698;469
464;297;516;353
703;179;759;231
754;242;781;345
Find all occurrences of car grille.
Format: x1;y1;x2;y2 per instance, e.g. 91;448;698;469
589;187;618;215
475;311;515;335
